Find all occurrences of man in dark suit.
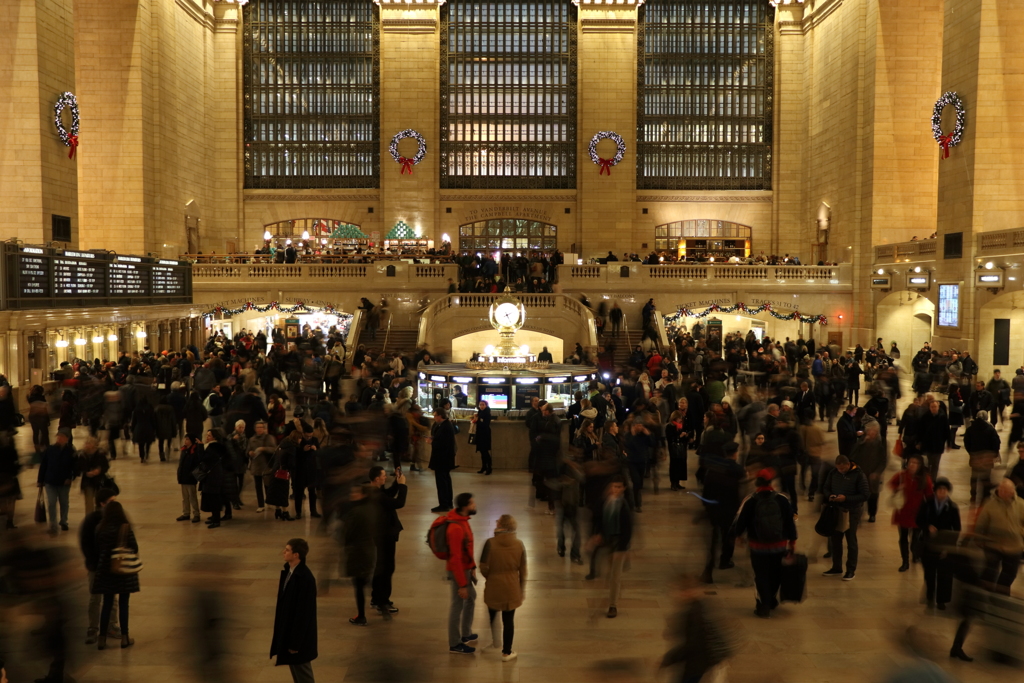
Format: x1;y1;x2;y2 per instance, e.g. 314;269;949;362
271;538;318;683
369;466;408;619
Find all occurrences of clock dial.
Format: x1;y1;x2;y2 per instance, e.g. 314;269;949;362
495;303;519;326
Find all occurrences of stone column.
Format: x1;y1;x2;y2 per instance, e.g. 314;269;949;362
0;0;79;245
379;2;440;243
933;0;1024;367
577;4;638;256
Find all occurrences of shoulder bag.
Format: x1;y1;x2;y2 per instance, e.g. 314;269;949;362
111;524;143;575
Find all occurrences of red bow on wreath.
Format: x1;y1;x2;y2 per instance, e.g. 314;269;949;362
399;157;414;175
67;134;79;159
598;158;614;176
938;134;954;159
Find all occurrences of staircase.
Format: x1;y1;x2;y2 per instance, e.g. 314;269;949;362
383;328;419;355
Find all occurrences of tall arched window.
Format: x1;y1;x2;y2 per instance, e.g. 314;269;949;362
243;0;379;189
638;1;773;190
459;219;557;251
441;0;577;189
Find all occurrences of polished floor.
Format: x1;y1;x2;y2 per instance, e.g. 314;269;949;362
2;395;1020;683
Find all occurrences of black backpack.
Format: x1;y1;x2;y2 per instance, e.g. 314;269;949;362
754;492;785;543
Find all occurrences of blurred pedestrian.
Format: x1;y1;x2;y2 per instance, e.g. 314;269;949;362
916;477;960;609
480;514;527;662
369;466;407;619
343;484;378;626
79;487;120;644
587;477;634;618
37;428;76;535
886;454;932;572
661;574;735;683
974;478;1024;593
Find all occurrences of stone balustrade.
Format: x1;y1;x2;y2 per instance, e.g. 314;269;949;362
558;263;850;287
191;261;458;285
873;239;938;263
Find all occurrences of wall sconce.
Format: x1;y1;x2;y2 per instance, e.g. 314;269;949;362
74;338;86;346
107;333;118;342
92;335;104;344
136;329;147;339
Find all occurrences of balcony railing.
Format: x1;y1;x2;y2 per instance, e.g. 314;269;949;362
873;239;938;264
191;262;458;284
977;227;1024;256
558;263;850;286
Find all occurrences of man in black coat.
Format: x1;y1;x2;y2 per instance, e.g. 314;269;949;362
428;409;457;513
271;538;318;683
38;428;77;535
80;488;119;644
699;441;745;584
369;466;408;618
836;405;860;457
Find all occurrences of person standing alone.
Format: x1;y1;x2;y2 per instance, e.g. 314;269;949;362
445;493;478;654
369;466;407;619
37;428;76;535
270;538;318;683
480;514;527;662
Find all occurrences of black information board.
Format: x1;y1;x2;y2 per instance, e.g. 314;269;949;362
2;244;191;309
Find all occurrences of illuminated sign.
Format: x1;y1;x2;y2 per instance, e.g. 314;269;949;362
22;247;44;254
938;284;959;327
573;375;590;381
430;375;446;382
979;275;1000;283
515;378;539;384
908;277;927;285
451;377;474;383
547;377;568;383
481;378;507;384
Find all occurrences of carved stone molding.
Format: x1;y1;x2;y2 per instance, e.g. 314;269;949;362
581;18;636;34
381;18;437;34
636;195;773;203
245;194;380;202
440;195;577;202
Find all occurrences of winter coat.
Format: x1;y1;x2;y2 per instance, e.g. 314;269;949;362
270;561;318;666
915;498;962;553
480;531;527;611
247;433;277;476
199;442;228;507
850;436;888;494
963;419;1000;470
154;403;178;440
887;470;934;529
474;407;493;453
342;497;378;579
822;463;870;510
918;411;949;454
177;443;203;486
974;491;1024;555
37;442;76;488
428;419;457;472
76;448;110;494
374;481;407;543
131;401;157;443
91;523;141;595
184;401;208;437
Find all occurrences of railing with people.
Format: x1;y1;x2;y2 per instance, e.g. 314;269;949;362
190;261;459;284
180;253;455;265
873;239;938;263
558;263;850;286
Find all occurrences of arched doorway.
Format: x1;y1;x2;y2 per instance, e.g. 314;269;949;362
458;218;557;253
875;291;935;359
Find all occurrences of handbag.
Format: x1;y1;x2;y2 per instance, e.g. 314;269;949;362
814;504;838;537
98;474;120;496
111;524;143;575
274;469;291;480
892;438;903;457
34;489;46;524
891;486;905;512
191;464;208;482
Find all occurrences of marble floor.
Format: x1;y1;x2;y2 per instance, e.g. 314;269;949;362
2;408;1021;683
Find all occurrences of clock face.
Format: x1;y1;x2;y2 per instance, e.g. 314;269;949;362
494;302;520;327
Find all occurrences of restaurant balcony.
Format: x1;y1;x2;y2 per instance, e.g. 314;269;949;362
556;262;852;290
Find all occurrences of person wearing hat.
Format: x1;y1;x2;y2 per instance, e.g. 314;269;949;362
732;468;797;617
292;419;321;520
916;477;961;609
37;427;77;535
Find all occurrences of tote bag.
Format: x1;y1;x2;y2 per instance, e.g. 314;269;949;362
111;524;144;575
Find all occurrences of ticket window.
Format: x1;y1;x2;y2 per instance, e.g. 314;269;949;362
544;380;573;408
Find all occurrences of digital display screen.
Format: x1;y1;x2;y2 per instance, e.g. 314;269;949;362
938;284;959;327
54;257;105;296
152;265;186;295
18;253;50;297
480;389;508;410
109;262;149;296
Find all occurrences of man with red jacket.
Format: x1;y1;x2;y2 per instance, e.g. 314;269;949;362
446;493;479;654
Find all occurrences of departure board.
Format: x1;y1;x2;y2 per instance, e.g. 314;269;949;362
2;245;191;309
18;248;50;298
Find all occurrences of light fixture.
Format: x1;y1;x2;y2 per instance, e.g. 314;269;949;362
302;230;310;240
913;266;921;273
441;233;451;243
55;338;69;348
285;239;292;245
321;238;327;245
263;230;272;241
74;338;86;346
519;345;530;355
876;268;884;275
136;330;147;339
985;261;995;270
484;344;495;355
107;334;118;342
92;335;104;344
709;256;715;262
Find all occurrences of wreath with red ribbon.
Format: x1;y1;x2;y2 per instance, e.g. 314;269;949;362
932;91;965;159
588;131;626;176
389;129;427;175
54;92;80;159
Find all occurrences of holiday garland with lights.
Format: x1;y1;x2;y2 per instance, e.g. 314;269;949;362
386;221;416;240
932;91;965;159
588;131;626;175
54;92;80;159
664;302;828;326
389;129;427;174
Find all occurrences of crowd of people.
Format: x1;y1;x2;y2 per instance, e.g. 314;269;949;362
2;319;1024;682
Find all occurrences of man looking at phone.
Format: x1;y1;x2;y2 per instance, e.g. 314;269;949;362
821;455;870;581
368;466;408;619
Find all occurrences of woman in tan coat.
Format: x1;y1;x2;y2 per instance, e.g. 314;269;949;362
480;514;527;661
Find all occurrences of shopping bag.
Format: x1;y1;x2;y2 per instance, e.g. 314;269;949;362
34;489;46;524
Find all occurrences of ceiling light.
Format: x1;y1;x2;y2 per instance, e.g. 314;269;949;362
92;335;104;344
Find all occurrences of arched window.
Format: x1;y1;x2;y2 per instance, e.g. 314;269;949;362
638;1;773;190
243;0;379;189
656;219;751;258
441;0;577;189
459;219;557;251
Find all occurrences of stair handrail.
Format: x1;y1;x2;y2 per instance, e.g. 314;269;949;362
381;309;394;353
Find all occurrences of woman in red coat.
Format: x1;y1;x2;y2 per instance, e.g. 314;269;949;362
887;454;933;572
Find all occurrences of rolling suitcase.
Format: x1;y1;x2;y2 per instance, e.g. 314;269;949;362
779;553;807;603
